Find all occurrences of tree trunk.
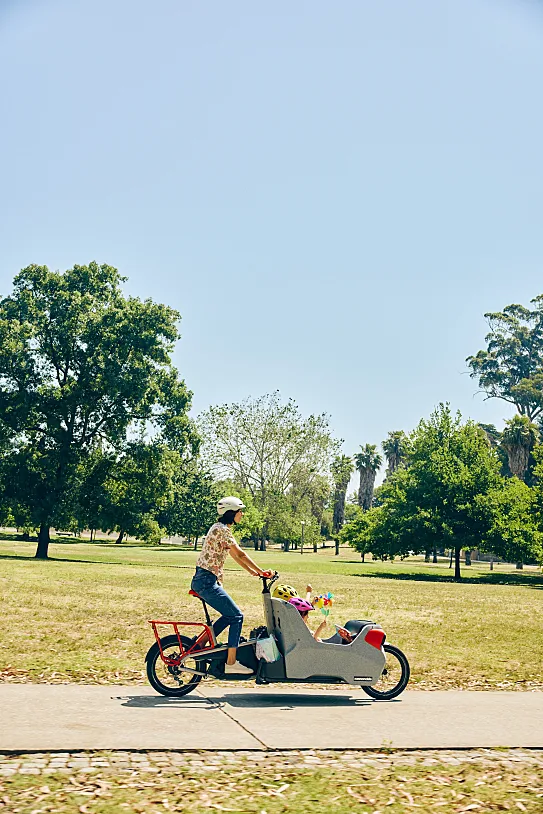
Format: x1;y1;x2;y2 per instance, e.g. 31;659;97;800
516;561;524;570
449;548;453;568
490;556;494;571
504;444;531;481
313;540;318;553
432;543;437;564
35;524;50;559
335;538;339;556
332;485;348;533
193;537;198;551
259;539;266;552
465;549;471;566
361;552;365;562
115;529;125;545
284;540;290;552
454;545;461;581
358;471;376;511
254;539;259;551
425;551;430;563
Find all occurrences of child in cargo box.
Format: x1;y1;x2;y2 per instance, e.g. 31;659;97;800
289;588;353;643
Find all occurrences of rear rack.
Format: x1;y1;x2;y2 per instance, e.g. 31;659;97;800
148;620;215;665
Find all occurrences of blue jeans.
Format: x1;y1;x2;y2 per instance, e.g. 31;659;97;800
191;567;244;649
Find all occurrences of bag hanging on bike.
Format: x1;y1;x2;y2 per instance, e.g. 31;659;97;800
255;635;281;663
236;637;259;671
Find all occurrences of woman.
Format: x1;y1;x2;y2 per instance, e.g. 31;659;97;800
191;496;273;674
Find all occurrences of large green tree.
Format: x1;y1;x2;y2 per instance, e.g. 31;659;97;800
467;298;543;421
484;477;542;567
354;444;382;511
345;406;503;580
0;263;196;557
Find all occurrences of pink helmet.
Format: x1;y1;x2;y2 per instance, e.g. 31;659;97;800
289;597;314;614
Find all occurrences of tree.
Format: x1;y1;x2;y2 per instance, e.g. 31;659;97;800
338;505;372;560
467;297;543;421
97;441;180;544
159;468;219;547
382;431;407;476
198;393;338;497
344;406;503;580
354;444;382;511
484;477;542;568
500;415;539;483
198;392;339;546
0;263;197;557
331;455;354;534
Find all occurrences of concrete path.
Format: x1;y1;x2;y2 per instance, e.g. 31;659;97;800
1;685;542;752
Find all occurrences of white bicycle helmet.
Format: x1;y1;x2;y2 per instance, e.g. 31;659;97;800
217;496;246;516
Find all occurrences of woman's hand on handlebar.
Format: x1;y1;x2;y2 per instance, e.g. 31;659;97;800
259;569;274;578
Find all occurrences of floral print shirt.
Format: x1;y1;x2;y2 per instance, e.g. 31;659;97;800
196;523;237;583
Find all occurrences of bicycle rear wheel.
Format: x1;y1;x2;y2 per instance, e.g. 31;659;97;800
362;643;410;700
146;634;205;697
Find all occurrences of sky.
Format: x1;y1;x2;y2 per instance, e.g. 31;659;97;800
1;0;543;484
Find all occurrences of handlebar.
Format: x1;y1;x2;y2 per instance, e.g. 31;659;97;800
260;571;279;594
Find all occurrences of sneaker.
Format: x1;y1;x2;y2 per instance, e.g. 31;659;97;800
224;660;255;675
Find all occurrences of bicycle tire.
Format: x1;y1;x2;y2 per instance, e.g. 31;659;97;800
362;643;410;700
146;634;204;697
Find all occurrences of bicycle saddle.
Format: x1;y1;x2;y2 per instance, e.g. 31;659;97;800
189;589;203;599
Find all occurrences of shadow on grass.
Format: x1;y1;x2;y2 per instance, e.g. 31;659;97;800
350;570;543;588
0;532;194;552
0;552;194;569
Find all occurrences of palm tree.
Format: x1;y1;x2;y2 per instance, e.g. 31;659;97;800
501;415;539;482
382;430;407;476
354;444;383;511
331;455;354;534
501;415;539;570
478;423;501;449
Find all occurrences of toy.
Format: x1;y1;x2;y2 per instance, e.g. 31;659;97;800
313;592;334;617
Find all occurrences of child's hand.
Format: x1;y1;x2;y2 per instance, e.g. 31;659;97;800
305;584;313;601
306;584;312;593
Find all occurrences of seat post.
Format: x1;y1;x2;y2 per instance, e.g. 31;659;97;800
200;598;212;627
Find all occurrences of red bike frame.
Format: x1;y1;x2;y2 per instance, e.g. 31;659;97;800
148;621;216;666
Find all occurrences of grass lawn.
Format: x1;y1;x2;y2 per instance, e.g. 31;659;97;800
2;751;543;813
1;535;542;689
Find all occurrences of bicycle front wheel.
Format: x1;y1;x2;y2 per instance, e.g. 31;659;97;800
146;634;204;697
362;643;410;700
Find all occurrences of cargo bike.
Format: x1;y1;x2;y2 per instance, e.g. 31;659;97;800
146;571;410;700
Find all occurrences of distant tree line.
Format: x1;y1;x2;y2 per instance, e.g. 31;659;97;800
1;266;542;579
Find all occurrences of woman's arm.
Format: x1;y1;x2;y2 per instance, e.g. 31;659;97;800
229;543;270;577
